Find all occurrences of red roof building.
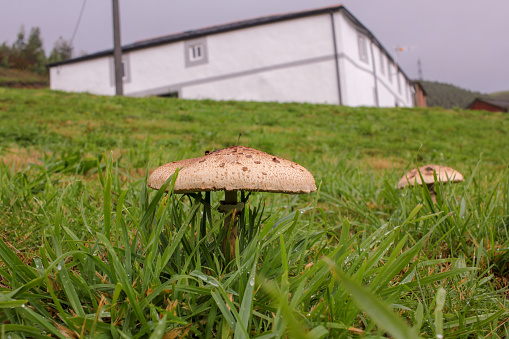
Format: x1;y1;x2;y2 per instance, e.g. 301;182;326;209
467;98;509;113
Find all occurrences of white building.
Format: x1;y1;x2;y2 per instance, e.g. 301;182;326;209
49;5;416;107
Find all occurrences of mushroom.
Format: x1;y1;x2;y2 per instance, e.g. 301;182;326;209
148;146;316;258
397;164;464;202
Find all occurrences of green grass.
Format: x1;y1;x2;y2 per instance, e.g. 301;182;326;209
1;87;508;167
0;88;508;337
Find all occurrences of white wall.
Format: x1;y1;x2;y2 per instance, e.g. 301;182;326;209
333;10;414;107
128;14;340;104
333;12;378;107
49;9;415;107
183;60;338;104
50;57;115;95
124;43;184;94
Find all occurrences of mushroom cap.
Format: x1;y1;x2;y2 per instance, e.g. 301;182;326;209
397;164;464;189
148;146;317;194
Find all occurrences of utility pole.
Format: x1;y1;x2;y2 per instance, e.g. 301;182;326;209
112;0;123;96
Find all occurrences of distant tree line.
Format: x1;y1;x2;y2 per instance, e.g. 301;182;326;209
419;80;484;109
0;26;73;75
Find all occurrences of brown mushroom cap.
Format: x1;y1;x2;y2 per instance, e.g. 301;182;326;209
148;146;317;194
397;164;464;189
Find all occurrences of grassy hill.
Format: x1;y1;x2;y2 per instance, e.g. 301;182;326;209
1;88;508;337
1;88;508;168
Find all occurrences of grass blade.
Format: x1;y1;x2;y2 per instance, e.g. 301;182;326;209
325;257;420;339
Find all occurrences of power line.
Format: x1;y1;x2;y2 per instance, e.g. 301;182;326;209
70;0;88;46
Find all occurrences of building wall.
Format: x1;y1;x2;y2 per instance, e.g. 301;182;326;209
334;12;374;106
49;9;416;107
331;12;413;107
50;57;115;95
171;14;340;104
183;60;338;104
414;85;427;107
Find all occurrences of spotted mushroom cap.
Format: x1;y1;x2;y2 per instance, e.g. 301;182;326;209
397;164;464;189
148;146;317;194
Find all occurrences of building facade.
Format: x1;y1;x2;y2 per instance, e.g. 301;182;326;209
49;6;416;107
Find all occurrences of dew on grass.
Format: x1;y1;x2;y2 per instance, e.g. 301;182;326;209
207;279;219;287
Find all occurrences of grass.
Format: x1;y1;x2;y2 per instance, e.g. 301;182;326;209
0;88;508;337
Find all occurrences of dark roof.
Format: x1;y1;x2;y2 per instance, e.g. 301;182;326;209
47;5;411;82
468;97;509;111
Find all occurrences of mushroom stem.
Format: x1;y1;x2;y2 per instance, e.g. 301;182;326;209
426;183;437;203
224;190;237;205
219;190;244;259
430;191;437;204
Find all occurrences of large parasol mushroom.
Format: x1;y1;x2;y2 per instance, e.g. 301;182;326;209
398;164;464;203
148;146;316;258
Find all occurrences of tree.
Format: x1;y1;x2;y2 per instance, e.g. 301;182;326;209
0;42;10;68
25;27;47;73
9;26;28;70
6;26;47;74
48;37;73;64
13;26;26;51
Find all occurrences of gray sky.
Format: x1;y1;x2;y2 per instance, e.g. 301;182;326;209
2;0;508;94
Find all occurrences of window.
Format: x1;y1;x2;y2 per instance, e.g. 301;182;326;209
110;54;130;86
379;52;385;75
189;44;204;61
185;38;208;67
357;34;368;63
159;91;179;98
121;61;127;80
388;62;393;83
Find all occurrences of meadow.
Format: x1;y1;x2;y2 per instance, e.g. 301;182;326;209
0;87;508;338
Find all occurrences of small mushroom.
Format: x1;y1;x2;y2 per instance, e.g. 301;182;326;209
148;146;316;258
398;164;464;202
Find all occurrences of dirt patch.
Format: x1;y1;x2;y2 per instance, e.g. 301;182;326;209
0;82;48;89
360;156;405;171
1;147;44;170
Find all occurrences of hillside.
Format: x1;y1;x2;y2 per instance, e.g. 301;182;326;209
0;67;48;88
418;80;484;109
488;90;509;101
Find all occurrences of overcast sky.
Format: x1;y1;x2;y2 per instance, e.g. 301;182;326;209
2;0;508;94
